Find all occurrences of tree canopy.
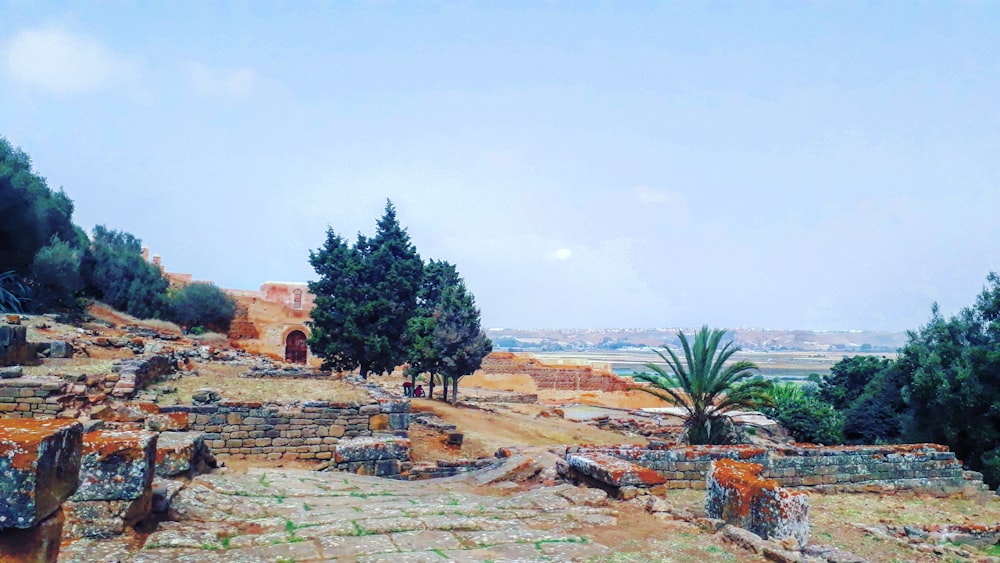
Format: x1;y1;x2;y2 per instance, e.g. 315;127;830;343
308;201;423;378
167;282;237;332
0;136;85;277
82;225;169;319
406;260;492;402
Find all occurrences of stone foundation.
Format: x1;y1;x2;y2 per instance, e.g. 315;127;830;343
323;436;412;477
706;458;809;547
476;351;632;392
0;354;176;419
569;443;988;495
160;396;409;462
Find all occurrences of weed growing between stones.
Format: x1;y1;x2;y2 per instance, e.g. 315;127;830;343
273;493;286;504
431;548;448;558
258;473;271;487
350;521;368;536
302;502;313;511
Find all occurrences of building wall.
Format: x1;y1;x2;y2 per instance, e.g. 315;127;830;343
225;282;319;365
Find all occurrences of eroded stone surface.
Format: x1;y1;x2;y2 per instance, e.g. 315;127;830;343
565;451;667;489
0;506;64;563
66;467;620;562
155;431;210;477
0;419;82;529
706;458;809;548
72;430;157;501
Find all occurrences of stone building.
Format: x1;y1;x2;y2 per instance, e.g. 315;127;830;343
227;282;318;366
145;249;319;366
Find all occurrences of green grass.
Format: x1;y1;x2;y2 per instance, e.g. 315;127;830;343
302;502;313;511
986;545;1000;556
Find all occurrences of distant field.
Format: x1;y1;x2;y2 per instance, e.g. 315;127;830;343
531;349;897;381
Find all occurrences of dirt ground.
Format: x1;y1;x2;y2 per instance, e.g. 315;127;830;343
408;399;647;461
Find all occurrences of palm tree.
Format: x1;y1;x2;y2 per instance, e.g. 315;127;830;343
632;326;771;445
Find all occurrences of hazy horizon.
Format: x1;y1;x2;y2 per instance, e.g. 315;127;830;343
3;3;998;332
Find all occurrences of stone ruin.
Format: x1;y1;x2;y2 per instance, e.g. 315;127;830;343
562;442;991;497
0;417;222;562
705;457;810;547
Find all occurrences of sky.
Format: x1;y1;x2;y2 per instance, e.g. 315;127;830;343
2;2;999;331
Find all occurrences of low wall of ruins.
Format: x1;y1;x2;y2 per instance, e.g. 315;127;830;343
477;352;632;392
160;397;409;461
570;443;988;494
0;355;175;420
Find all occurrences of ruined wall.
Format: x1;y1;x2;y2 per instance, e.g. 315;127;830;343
571;443;987;495
0;324;34;366
476;352;632;392
160;397;409;461
0;356;174;419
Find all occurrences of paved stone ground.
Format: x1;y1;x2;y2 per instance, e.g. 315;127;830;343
60;468;617;562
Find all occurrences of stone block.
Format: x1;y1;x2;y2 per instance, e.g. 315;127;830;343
565;452;667;488
71;430;157;502
63;492;151;538
706;458;809;548
0;506;64;563
333;436;411;464
155;432;211;477
368;413;390;431
48;341;73;359
0;419;82;529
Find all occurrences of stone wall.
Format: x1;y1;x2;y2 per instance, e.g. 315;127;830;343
0;376;70;418
476;351;632;392
160;397;409;461
0;355;175;419
570;443;987;495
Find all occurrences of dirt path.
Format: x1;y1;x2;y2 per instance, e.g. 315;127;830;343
409;399;647;461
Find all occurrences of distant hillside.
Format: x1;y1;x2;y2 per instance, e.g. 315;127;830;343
486;327;906;353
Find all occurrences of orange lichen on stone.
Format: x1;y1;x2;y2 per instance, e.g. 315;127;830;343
0;419;81;470
707;458;810;547
82;430;154;461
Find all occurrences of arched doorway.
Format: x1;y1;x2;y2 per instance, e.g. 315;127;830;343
285;330;307;364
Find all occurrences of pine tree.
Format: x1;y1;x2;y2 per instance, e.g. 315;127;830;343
307;200;423;378
406;260;492;402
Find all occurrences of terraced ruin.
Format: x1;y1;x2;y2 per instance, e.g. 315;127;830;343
2;311;1000;562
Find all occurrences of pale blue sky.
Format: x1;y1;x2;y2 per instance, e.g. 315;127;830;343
2;2;998;330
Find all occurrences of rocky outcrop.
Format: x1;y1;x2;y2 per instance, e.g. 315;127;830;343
706;458;809;547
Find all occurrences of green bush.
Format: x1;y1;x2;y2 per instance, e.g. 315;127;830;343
29;238;84;312
767;392;845;445
167;282;237;333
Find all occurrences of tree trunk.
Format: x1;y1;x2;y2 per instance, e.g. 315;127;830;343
442;381;448;403
451;376;459;405
360;364;368;380
428;376;435;400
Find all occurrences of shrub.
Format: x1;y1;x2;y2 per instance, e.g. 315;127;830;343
29;238;84;312
766;389;845;445
167;282;237;333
